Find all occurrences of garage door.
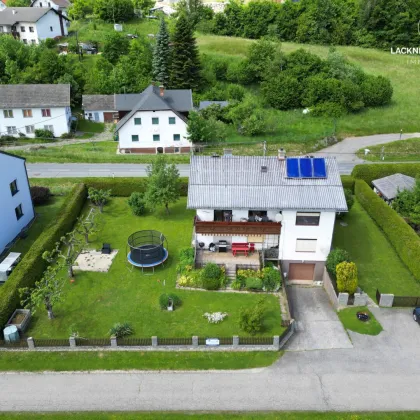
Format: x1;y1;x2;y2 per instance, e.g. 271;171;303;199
289;263;315;281
103;112;114;123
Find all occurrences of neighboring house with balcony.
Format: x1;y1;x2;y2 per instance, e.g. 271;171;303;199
0;151;35;255
0;7;69;44
0;84;71;138
187;153;348;282
82;84;193;154
30;0;71;16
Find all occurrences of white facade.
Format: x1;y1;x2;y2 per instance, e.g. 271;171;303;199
0;106;71;138
0;153;35;255
84;110;114;123
118;110;191;153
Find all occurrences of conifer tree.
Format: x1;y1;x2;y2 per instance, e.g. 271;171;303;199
152;18;171;87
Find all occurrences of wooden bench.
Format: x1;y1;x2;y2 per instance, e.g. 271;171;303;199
232;242;249;257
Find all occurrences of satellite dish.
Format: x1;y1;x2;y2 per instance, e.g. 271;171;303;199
275;213;283;222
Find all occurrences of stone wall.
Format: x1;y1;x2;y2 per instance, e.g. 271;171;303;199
323;268;339;309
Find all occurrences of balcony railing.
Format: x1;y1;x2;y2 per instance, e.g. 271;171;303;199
194;220;281;235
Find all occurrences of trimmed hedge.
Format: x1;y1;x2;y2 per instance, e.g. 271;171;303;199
351;163;420;186
341;175;355;193
355;179;420;281
0;183;87;329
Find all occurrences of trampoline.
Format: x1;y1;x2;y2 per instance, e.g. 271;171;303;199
127;230;168;273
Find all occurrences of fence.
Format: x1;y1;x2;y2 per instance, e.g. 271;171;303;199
376;289;420;307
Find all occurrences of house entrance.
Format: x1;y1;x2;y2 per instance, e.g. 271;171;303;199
288;263;315;281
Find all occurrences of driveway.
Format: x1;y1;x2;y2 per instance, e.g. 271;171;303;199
286;286;353;351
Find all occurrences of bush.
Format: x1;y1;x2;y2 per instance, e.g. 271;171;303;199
201;263;222;290
0;183;87;330
361;75;393;107
336;261;358;294
109;322;133;338
178;273;202;288
351;163;420;186
341;175;355;192
239;298;266;335
245;277;263;290
355;179;420;281
261;74;302;110
344;188;354;211
176;247;195;274
127;192;147;216
261;267;281;291
326;248;351;277
34;129;54;139
236;268;261;287
30;186;51;205
159;293;182;310
231;279;242;290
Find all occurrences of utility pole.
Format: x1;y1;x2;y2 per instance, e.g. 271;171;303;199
380;146;385;161
263;141;267;157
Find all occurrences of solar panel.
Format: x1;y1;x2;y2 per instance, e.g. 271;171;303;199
299;158;313;178
286;158;300;178
313;158;327;178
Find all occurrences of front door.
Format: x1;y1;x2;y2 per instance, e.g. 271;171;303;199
94;112;99;122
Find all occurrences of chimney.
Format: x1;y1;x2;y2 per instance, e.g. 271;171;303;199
277;148;286;161
159;85;165;97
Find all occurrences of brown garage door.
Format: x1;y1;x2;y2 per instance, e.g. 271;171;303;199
289;263;315;281
103;112;114;123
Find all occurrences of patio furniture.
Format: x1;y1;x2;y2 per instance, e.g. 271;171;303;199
218;240;228;253
101;243;112;255
248;243;255;253
209;243;217;252
232;243;249;257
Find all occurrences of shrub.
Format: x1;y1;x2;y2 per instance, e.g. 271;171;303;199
326;248;351;277
341;175;355;192
236;269;262;287
261;267;281;291
0;183;87;329
261;74;302;110
176;247;195;274
231;279;242;290
30;186;51;205
127;192;147;216
355;179;420;281
245;277;263;290
361;75;393;107
34;129;54;139
351;163;420;186
109;322;133;338
178;273;202;288
336;261;358;294
239;298;266;335
202;263;222;290
159;293;182;310
344;188;355;211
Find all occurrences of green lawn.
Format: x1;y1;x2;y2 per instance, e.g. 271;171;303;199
356;138;420;162
9;196;65;256
76;120;105;134
26;197;283;338
338;307;383;335
333;200;420;297
0;351;280;372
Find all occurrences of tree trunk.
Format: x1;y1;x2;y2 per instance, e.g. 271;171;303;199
99;203;104;213
85;233;89;243
45;301;55;319
68;264;74;279
165;203;170;215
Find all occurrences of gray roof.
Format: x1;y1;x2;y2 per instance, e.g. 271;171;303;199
187;156;348;211
0;84;70;108
82;95;115;111
372;173;416;200
199;101;229;110
114;94;144;111
31;0;71;7
0;7;68;24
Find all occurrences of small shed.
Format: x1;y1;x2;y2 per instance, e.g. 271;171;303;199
372;173;416;202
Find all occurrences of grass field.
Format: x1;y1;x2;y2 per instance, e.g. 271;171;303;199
26;197;283;339
333;200;420;297
356;138;420;162
76;120;105;134
338;307;383;335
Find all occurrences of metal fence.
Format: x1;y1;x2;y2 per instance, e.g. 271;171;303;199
238;337;273;345
34;338;70;347
158;337;192;346
117;337;152;346
75;338;111;347
0;339;28;348
392;296;420;307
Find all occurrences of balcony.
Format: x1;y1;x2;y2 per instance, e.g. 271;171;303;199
194;220;281;235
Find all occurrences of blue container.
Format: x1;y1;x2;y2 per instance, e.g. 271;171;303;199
3;325;19;342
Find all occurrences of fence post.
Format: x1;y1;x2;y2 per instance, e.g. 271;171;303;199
233;335;239;347
192;336;198;347
152;336;158;347
27;337;35;350
69;336;76;348
273;336;280;350
110;336;117;348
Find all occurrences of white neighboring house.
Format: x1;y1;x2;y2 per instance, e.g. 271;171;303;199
83;85;194;154
0;84;71;138
188;153;348;282
0;1;7;12
0;7;69;44
0;151;35;255
30;0;71;17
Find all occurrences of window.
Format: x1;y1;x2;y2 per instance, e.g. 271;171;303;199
41;109;51;117
152;117;159;125
296;239;317;253
21;26;25;32
10;180;18;196
169;117;176;125
22;39;28;44
153;134;160;141
296;212;320;226
39;1;43;5
134;118;141;125
174;147;180;153
31;40;36;44
44;125;54;133
22;109;33;118
29;27;34;33
50;26;53;32
173;134;180;141
25;125;35;134
3;110;13;118
131;135;139;142
0;27;3;33
6;126;17;135
248;210;268;221
15;204;23;221
214;210;232;222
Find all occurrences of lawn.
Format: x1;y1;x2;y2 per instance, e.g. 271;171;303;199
26;197;283;338
338;307;383;336
76;120;105;134
333;200;420;297
356;138;420;162
0;351;281;372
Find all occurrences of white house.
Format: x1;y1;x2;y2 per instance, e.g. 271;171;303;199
83;85;193;154
30;0;71;16
0;151;35;255
0;84;71;138
0;1;7;12
0;7;69;44
187;153;348;282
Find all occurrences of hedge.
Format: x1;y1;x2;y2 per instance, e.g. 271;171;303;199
351;163;420;186
0;183;87;329
341;175;355;193
355;179;420;281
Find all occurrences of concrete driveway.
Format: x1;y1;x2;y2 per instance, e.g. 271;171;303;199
286;286;353;351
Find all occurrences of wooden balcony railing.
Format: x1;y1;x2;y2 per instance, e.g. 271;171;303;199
195;220;281;235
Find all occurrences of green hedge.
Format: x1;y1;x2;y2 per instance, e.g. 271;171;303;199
341;175;355;193
355;179;420;281
0;183;87;329
352;163;420;186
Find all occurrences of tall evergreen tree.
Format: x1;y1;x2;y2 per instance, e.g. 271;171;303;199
170;13;201;90
152;18;171;87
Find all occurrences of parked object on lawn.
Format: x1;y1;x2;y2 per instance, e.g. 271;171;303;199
102;243;112;255
357;311;370;322
413;307;420;324
3;325;19;343
6;309;31;332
